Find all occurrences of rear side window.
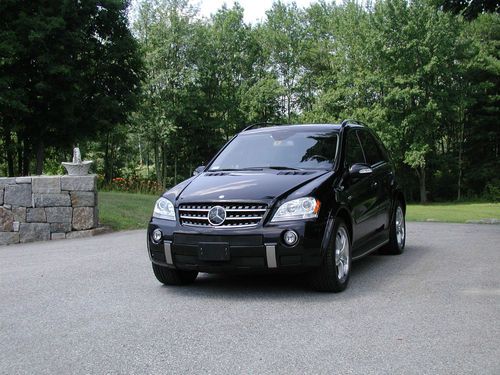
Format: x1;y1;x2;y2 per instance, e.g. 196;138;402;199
345;130;365;166
357;131;385;166
374;137;390;163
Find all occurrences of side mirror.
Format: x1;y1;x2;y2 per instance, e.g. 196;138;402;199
193;165;205;176
349;163;373;178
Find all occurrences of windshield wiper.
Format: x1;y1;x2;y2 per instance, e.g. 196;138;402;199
207;167;264;172
258;166;300;170
208;166;300;172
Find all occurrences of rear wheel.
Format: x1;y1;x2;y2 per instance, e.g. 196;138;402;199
310;218;351;293
152;263;198;285
381;202;405;255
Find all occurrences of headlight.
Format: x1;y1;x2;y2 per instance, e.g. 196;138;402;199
153;197;175;221
271;197;320;222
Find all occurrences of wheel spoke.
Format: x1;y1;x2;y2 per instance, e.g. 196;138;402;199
337;260;344;279
395;206;405;247
336;235;342;251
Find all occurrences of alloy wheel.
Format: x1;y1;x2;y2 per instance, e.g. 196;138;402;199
335;226;349;282
395;206;405;248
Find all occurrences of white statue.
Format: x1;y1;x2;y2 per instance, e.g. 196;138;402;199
72;147;82;164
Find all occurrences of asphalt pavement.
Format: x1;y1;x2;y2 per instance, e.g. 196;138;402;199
1;222;499;374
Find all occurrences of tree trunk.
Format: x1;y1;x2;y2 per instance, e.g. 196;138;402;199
146;140;150;180
457;121;465;201
419;166;427;203
35;139;44;175
104;132;111;183
109;143;115;181
3;125;14;176
146;141;150;179
22;138;30;176
174;156;177;186
17;142;23;176
153;140;161;184
287;89;291;123
161;143;167;188
140;142;143;166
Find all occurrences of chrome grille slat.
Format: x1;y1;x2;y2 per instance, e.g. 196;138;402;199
225;208;266;213
224;216;262;221
179;202;267;228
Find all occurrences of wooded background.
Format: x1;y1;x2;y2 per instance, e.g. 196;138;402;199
1;0;498;202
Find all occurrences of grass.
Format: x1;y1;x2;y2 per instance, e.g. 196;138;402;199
99;191;157;230
406;202;500;223
98;191;500;230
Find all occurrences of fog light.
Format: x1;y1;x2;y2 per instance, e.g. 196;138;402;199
283;230;298;246
152;229;163;243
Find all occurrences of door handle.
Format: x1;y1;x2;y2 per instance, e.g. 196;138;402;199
371;181;378;189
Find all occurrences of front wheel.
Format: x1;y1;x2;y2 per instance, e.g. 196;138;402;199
381;202;406;255
152;263;198;285
309;218;351;293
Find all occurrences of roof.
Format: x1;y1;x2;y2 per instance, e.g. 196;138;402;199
242;123;364;134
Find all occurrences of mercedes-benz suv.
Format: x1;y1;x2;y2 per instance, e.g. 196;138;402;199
147;120;406;292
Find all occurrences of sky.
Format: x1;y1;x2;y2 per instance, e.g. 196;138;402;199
190;0;318;24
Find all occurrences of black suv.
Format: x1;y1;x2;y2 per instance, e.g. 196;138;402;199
147;120;406;292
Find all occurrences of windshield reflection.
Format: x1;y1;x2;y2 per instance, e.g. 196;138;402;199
209;130;338;171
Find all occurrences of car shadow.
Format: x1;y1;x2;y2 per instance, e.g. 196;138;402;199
162;243;429;301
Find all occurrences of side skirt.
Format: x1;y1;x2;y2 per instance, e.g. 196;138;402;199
352;239;389;261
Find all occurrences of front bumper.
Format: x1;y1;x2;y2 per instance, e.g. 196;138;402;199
147;218;326;273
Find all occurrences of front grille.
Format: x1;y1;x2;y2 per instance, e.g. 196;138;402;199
178;203;267;228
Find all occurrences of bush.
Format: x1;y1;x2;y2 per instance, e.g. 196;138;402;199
98;176;165;195
484;180;500;202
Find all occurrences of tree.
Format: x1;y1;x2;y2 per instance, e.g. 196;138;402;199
460;13;500;198
0;0;141;175
133;0;206;185
259;1;306;122
437;0;500;20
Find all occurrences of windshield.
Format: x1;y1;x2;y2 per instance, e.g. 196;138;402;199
209;129;338;171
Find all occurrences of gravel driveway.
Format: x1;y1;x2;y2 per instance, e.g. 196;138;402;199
1;222;499;374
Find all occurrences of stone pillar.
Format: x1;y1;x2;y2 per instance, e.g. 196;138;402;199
0;175;99;245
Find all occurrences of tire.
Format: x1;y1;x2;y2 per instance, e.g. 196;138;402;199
152;263;198;285
380;201;406;255
309;218;351;293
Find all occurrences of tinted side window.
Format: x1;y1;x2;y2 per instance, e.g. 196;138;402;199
345;130;365;166
375;137;390;163
358;131;384;166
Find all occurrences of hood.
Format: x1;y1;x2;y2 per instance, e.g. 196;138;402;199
174;170;329;204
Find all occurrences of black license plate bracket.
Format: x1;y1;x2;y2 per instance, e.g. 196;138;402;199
198;242;230;261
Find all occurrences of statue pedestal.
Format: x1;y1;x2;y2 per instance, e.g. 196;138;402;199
62;161;93;176
0;175;101;246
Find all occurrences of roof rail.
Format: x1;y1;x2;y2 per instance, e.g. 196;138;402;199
242;122;282;132
341;119;365;128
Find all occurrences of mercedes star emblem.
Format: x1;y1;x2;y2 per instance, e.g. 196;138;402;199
207;206;226;226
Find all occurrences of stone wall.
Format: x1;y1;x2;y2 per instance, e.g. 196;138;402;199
0;175;98;245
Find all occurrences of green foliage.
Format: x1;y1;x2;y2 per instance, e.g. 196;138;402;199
435;0;500;20
484;180;500;202
404;144;431;170
99;176;164;195
1;0;498;203
97;0;500;202
296;0;498;202
0;0;142;175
